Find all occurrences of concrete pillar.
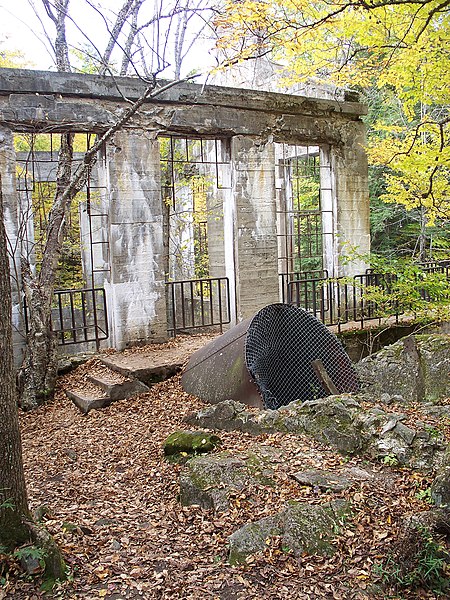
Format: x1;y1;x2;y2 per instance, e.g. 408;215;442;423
0;126;26;363
320;145;338;278
333;120;370;276
232;136;279;321
206;140;234;324
79;149;110;290
106;130;167;348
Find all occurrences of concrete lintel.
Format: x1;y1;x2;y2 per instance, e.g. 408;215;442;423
0;68;367;118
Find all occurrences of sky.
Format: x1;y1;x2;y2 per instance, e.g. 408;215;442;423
0;0;217;76
1;0;55;69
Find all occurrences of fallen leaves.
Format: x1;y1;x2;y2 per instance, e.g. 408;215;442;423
4;338;447;599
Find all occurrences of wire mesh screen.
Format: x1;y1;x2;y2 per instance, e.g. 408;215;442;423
244;304;359;409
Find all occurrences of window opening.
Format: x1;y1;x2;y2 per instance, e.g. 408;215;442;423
14;132;110;345
159;135;232;333
276;143;335;303
15;132;110;290
160;135;230;282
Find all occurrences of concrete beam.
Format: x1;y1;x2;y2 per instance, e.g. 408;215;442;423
0;68;367;118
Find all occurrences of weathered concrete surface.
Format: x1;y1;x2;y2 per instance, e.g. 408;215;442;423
87;373;148;400
106;131;167;349
232;137;280;320
100;333;219;385
0;125;25;364
66;373;149;414
65;388;110;414
335;120;370;276
0;69;367;116
0;67;370;353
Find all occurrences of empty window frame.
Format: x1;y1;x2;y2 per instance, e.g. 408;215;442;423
14;132;110;291
276;143;335;279
159;136;231;282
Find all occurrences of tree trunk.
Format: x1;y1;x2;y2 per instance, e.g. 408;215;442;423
418;205;428;263
18;269;59;411
18;133;74;410
100;0;135;75
0;175;30;548
42;0;72;72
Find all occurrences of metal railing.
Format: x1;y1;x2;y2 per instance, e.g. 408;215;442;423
280;269;329;305
166;276;231;335
24;287;108;347
283;262;450;331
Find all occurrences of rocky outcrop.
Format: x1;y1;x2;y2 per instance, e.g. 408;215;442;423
355;334;450;403
187;395;446;471
178;332;450;569
228;500;350;564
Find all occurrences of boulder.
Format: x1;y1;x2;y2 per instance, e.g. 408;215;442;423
417;334;450;402
282;396;366;454
356;334;450;403
163;430;221;463
228;500;349;564
179;449;276;511
431;446;450;508
184;400;261;434
292;469;357;492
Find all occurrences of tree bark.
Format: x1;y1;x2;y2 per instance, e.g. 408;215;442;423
19;133;75;410
0;175;30;549
42;0;72;72
100;0;135;75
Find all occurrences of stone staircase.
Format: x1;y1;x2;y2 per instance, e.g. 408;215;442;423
63;333;219;414
65;363;150;414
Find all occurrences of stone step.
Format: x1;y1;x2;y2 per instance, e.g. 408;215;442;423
99;355;183;386
65;388;111;414
64;335;219;413
87;374;149;400
65;370;149;414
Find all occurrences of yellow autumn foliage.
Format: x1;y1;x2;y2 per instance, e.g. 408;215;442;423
216;0;450;223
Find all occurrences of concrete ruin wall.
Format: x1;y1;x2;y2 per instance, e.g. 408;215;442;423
0;68;370;354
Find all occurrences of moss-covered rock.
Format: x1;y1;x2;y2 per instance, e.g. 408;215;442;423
185;400;261;434
163;430;221;462
180;449;276;511
431;445;450;508
416;334;450;402
356;334;450;403
286;396;367;454
228;500;350;565
187;394;446;470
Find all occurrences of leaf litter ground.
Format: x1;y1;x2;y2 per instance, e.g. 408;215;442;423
2;336;449;600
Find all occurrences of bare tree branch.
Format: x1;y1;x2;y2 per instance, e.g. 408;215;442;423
99;0;135;74
41;0;71;72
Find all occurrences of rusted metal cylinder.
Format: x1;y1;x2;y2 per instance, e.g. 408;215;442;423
181;316;264;408
182;303;359;409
